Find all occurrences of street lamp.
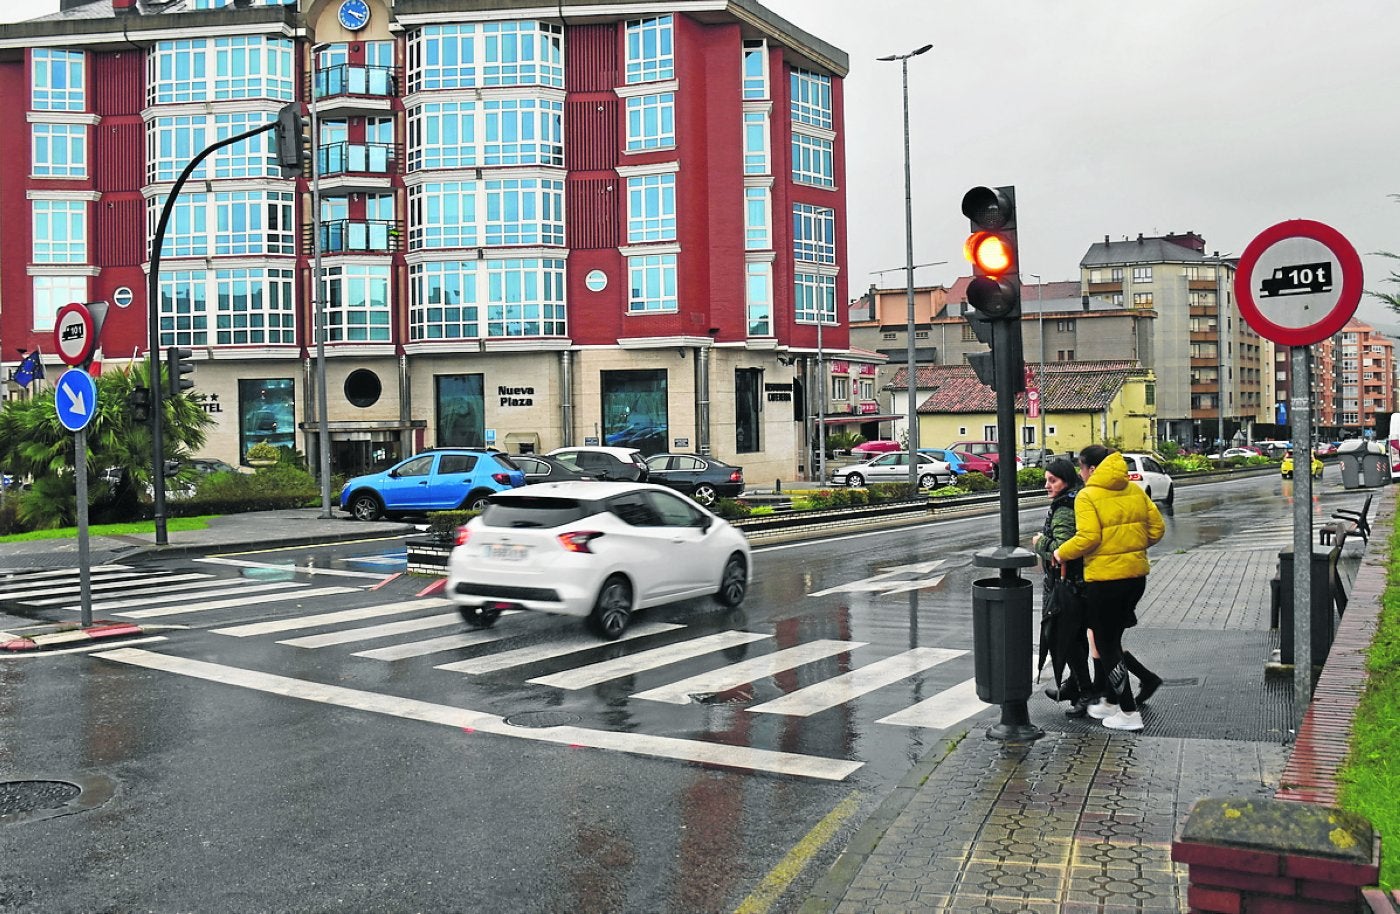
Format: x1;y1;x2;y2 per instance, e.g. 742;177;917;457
1027;273;1046;455
310;43;332;517
878;43;933;489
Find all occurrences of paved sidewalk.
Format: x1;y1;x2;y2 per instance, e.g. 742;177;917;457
801;488;1388;914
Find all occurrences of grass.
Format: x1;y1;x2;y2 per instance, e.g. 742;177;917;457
0;516;214;543
1338;512;1400;889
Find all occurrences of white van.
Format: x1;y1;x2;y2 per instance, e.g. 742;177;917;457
1388;414;1400;480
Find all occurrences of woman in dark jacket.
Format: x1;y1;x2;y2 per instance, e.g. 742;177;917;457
1031;458;1093;717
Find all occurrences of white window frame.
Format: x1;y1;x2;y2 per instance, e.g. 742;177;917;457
32;123;87;178
624;15;674;84
626;173;676;244
213;267;296;345
485;258;567;336
321;263;392;342
793;203;836;264
742;40;768;100
32;275;87;330
32;199;87;263
744;184;771;250
628;253;678;313
794;271;836;324
624;92;675;152
745;259;773;337
32;49;85;111
792;132;834;187
743;108;770;176
790;68;832;129
410;260;479;340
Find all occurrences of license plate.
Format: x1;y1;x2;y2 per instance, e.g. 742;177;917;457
486;544;528;561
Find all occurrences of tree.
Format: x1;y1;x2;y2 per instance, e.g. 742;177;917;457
0;361;213;528
1368;194;1400;314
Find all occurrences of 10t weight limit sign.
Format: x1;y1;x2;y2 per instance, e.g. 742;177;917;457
1235;220;1363;347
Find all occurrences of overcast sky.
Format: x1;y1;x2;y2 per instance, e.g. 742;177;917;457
7;0;1399;326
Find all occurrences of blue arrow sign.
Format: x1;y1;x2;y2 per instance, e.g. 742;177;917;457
55;368;98;432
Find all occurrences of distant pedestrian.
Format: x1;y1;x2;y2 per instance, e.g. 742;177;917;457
1054;445;1165;732
1030;458;1092;716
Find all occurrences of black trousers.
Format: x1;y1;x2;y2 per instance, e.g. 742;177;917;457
1085;576;1148;712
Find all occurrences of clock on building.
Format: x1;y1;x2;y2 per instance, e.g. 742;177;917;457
337;0;370;31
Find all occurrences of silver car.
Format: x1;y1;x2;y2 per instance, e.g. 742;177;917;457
829;452;953;489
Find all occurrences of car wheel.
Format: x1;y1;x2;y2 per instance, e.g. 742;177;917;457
1164;483;1175;506
459;605;502;629
349;492;383;521
714;554;747;608
590;575;632;640
692;484;718;506
846;473;865;488
918;473;936;489
465;491;494;512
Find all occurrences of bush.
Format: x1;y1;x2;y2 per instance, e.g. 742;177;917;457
166;464;319;517
1166;454;1212;474
958;471;997;492
714;498;752;520
867;482;910;502
1157;441;1181;460
0;497;19;536
1016;467;1044;490
426;509;476;542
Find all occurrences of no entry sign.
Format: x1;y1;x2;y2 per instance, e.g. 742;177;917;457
1234;220;1363;347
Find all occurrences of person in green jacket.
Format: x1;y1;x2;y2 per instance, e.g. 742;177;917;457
1031;458;1092;716
1054;445;1166;732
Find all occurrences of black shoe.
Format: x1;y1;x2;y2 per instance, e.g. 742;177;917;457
1065;696;1092;719
1134;673;1163;705
1044;683;1080;703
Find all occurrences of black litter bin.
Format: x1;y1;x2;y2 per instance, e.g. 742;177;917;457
971;576;1034;704
1362;452;1390;487
1276;547;1337;669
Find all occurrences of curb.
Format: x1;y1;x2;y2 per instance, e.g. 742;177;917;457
1;620;146;652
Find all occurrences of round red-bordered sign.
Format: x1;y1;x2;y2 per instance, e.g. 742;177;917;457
53;301;96;367
1234;219;1363;347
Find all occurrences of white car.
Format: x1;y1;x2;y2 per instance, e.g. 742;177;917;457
1119;452;1175;505
828;452;953;489
445;481;750;639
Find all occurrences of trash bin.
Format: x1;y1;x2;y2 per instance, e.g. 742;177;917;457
1337;439;1365;489
1361;447;1389;487
1276;547;1337;669
971;576;1034;704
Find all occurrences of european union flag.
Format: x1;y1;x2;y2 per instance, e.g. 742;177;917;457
13;350;43;387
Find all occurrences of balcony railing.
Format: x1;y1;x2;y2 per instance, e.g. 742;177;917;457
315;64;395;99
317;219;398;254
318;142;394;176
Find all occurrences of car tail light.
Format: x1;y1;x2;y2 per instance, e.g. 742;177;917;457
455;526;471;546
491;472;511;484
558;531;603;554
728;471;742;483
1127;472;1143;481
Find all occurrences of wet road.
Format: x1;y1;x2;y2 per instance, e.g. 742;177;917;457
0;473;1304;913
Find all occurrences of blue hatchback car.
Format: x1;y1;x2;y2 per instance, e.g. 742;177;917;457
918;448;969;476
340;449;526;520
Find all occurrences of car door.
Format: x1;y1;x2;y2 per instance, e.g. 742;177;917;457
1140;456;1171;497
382;454;437;511
867;453;907;481
643;489;716;595
426;452;478;509
602;491;679;603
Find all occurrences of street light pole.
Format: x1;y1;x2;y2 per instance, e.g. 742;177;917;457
1028;273;1046;454
310;44;332;517
878;43;932;490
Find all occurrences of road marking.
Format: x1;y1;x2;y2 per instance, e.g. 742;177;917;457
629;640;867;705
92;648;861;781
0;564;132;583
528;631;770;690
435;621;685;675
213;598;452;637
749;647;966;717
876;677;991;729
0;636;167;658
808;560;946;598
278;612;466;648
117;586;359;619
734;790;862;914
352;629;508;661
196;557;389;580
50;579;294;611
21;573;217;605
0;571;158;601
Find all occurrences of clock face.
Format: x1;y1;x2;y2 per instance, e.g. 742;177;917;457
338;0;370;31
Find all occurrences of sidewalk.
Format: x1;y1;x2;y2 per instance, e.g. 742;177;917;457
801;487;1390;914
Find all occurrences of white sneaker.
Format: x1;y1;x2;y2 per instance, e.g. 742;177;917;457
1103;710;1144;731
1087;699;1119;719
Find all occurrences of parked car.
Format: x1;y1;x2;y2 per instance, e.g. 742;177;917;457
1119;452;1175;505
339;448;526;520
918;448;971;476
1314;442;1339;456
1280;450;1323;479
947;449;997;477
445;481;751;638
1019;448;1054;468
946;441;1024;478
849;440;902;456
1207;446;1263;461
829;452;953;489
644;453;744;506
510;454;600;485
547;446;649;482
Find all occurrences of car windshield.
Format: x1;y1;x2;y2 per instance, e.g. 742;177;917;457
480;496;598;529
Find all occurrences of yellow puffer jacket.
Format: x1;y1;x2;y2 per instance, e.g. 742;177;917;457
1055;452;1165;581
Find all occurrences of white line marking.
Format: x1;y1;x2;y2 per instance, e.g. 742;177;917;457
93;648;861;781
352;629;508;661
0;635;167;658
749;647;967;717
117;586;358;619
435;621;685;675
65;579;305;612
196;556;389;580
529;631;770;690
876;678;991;729
629;640;867;705
0;564;132;585
0;571;159;601
279;612;465;648
213;598;452;637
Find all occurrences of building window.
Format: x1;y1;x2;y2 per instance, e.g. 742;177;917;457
32;276;87;330
962;323;978;342
32;200;86;263
794;272;836;324
746;261;772;336
1110;293;1123;305
1145;383;1155;406
624;15;673;84
409;25;476;92
408;22;563;92
1132;292;1153;307
792;133;834;187
238;378;296;457
409;182;477;249
625;93;674;151
628;253;678;313
1056;319;1076;332
407;101;476;170
158;270;209;347
214;268;295;345
790;68;832;129
735;368;762;453
483;97;564;166
215;191;294;255
436;375;486;447
1057;350;1075;361
793;203;836;264
742;40;768;100
745;186;770;250
148;38;293;105
32;124;86;177
882;332;897;341
32;49;84;111
857;377;874;400
147;114;277;182
915;331;929;340
830;376;850;402
485;258;566;336
485;177;564;246
1111;267;1124;281
1132;266;1153;282
322;264;392;342
743;110;769;175
410;261;479;340
626;173;676;244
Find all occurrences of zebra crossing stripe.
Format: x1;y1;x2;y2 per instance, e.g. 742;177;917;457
435;621;685;675
748;647;967;717
92;647;861;782
0;564;132;584
23;573;218;605
875;677;991;729
629;639;868;705
529;631;771;690
352;629;508;661
213;598;452;638
280;612;467;649
43;577;280;610
196;556;390;580
117;586;359;619
0;571;158;601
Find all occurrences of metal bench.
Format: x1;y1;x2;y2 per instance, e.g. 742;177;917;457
1320;492;1373;546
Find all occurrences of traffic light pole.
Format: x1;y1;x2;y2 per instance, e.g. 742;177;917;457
147;122;274;545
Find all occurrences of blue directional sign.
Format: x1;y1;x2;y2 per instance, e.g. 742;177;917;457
55;368;98;432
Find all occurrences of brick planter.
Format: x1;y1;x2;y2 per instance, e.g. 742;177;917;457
405;536;452;575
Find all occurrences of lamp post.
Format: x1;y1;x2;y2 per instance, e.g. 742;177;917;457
310;43;331;517
878;43;933;489
1027;273;1046;456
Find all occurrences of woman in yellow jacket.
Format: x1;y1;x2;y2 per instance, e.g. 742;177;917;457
1054;445;1166;731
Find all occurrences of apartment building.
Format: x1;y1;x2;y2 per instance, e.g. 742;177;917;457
1276;318;1397;438
0;0;853;483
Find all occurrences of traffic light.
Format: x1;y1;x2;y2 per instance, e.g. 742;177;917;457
129;385;151;423
274;102;306;179
961;185;1023;392
167;347;194;397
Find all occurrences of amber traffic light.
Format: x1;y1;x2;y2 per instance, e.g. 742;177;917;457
961;185;1020;319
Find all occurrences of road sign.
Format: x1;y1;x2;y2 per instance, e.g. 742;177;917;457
54;302;97;367
1235;219;1363;347
1027;388;1040;419
55;367;98;432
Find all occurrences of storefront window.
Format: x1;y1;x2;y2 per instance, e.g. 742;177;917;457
601;369;667;456
436;374;485;447
238;378;296;460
